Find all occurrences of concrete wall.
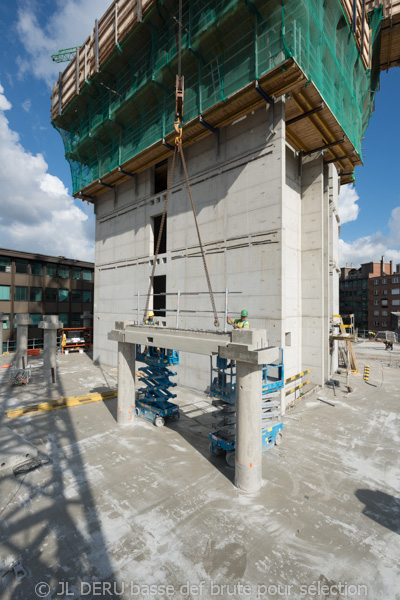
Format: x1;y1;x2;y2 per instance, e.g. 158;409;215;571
94;99;339;404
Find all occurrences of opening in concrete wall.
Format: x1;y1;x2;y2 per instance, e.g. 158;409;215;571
154;160;168;194
152;214;167;255
153;275;166;318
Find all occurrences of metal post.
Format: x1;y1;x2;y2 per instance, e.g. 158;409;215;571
176;291;181;328
117;342;136;425
235;360;263;493
39;316;62;384
16;315;32;370
224;288;229;332
75;47;80;95
137;291;140;324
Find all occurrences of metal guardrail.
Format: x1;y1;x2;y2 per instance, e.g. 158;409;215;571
1;337;62;354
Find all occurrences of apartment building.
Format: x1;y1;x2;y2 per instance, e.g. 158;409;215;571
0;248;94;349
339;258;400;333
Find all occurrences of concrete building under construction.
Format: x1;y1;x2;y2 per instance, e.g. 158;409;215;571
51;0;400;404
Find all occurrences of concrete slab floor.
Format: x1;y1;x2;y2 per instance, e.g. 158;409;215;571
0;343;399;600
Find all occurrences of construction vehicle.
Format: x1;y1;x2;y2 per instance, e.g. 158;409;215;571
208;352;284;466
135;346;180;426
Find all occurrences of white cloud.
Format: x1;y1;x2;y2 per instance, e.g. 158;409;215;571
339;206;400;267
0;84;94;261
21;98;31;112
16;0;112;87
338;184;360;224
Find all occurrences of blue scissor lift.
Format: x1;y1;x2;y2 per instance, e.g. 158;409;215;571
209;350;284;466
135;346;180;427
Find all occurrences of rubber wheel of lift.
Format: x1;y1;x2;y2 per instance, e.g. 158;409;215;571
209;443;223;456
225;451;235;468
172;413;180;421
154;416;165;427
135;408;140;417
274;431;283;446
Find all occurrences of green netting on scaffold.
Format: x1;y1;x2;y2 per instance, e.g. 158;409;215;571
52;0;382;194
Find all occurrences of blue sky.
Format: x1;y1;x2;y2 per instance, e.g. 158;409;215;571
0;0;399;266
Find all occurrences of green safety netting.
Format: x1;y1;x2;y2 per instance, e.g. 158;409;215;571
52;0;382;194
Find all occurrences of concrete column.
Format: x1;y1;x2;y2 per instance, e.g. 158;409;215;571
39;316;63;384
117;341;136;425
235;360;263;493
0;313;8;355
15;314;32;369
81;311;93;328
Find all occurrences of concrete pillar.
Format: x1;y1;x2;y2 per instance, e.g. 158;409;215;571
235;361;263;493
15;314;32;369
0;313;8;355
117;342;136;425
39;316;63;384
81;311;93;328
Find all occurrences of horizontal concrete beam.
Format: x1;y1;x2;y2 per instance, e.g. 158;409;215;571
219;344;281;365
109;324;232;356
108;324;275;362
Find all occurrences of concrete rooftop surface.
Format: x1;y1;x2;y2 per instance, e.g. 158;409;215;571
0;343;399;600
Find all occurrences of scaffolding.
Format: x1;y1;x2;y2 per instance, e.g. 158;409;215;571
51;0;383;196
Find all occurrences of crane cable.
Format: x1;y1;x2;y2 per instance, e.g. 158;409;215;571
143;0;219;328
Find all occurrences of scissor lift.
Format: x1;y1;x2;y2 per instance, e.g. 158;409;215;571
135;346;180;426
209;351;284;466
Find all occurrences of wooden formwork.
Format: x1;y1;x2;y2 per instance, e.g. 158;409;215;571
366;0;400;69
340;0;371;67
51;0;154;120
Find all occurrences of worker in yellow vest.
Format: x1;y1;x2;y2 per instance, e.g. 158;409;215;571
227;310;250;329
143;311;159;355
145;311;159;326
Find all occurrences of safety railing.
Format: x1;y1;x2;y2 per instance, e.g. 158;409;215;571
1;337;62;355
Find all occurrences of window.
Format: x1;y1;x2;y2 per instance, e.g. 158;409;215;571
29;313;42;326
154;159;168;193
59;265;69;279
392;288;400;295
393;278;399;284
382;300;388;307
373;310;379;316
46;263;57;277
71;290;82;302
59;289;69;303
374;321;379;326
382;289;388;295
31;261;43;276
382;278;387;284
373;290;379;296
382;311;388;317
15;259;28;274
382;321;388;327
374;279;378;285
393;299;400;306
2;314;10;329
15;286;28;301
71;313;81;326
30;287;42;302
83;269;92;281
0;256;11;273
72;267;81;280
58;313;68;327
374;301;379;306
83;290;92;303
0;285;10;301
45;288;57;302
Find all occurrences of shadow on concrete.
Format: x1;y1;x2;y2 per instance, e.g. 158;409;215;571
166;388;235;485
0;355;118;599
355;489;400;535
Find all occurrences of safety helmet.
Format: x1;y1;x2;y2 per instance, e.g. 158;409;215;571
148;311;154;317
241;310;248;317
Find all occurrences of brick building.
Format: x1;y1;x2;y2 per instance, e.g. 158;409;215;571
0;248;94;350
340;258;400;333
